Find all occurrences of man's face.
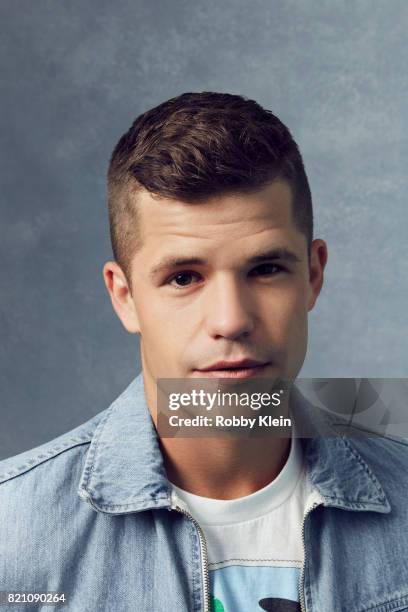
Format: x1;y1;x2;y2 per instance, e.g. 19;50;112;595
105;181;327;392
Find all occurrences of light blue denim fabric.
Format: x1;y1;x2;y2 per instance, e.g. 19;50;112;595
1;373;408;612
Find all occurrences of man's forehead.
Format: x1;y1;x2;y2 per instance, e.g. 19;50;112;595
136;181;295;238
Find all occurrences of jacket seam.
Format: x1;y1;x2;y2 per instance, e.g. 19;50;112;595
87;496;170;512
343;437;388;501
79;403;116;495
359;592;408;612
0;437;92;485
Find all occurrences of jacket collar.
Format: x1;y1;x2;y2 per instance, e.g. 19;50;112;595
78;374;171;514
78;373;390;515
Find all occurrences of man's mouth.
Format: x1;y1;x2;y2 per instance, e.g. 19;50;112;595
193;359;270;379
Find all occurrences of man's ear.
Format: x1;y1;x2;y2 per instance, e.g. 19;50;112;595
103;261;141;333
307;239;328;311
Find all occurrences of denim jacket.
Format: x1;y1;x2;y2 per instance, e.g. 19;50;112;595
1;373;408;612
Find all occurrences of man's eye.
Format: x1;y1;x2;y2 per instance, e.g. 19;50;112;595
250;263;284;276
168;271;201;288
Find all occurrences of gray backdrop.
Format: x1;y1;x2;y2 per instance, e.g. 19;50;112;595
1;0;407;460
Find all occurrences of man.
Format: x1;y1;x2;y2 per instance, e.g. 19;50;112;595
1;93;407;612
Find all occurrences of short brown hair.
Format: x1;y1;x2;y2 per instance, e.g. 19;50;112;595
107;92;313;285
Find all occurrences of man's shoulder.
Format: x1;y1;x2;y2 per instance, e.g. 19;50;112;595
0;409;106;488
0;408;115;594
347;427;408;461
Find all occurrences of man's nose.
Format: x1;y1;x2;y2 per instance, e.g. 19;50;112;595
203;275;255;340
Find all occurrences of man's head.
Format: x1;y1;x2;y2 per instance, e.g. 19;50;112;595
103;92;327;394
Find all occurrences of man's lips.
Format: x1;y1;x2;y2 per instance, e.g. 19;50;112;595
194;360;270;379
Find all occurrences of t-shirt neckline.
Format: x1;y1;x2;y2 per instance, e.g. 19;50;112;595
170;428;304;526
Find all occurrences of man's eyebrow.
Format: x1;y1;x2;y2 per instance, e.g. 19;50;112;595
248;248;302;265
149;257;207;279
149;248;301;280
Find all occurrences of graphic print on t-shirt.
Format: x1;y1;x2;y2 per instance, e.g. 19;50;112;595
258;598;300;611
209;565;301;611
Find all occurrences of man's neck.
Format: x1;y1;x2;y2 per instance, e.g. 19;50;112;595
158;435;291;499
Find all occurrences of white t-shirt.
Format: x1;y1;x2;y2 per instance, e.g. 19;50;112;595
170;433;322;612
